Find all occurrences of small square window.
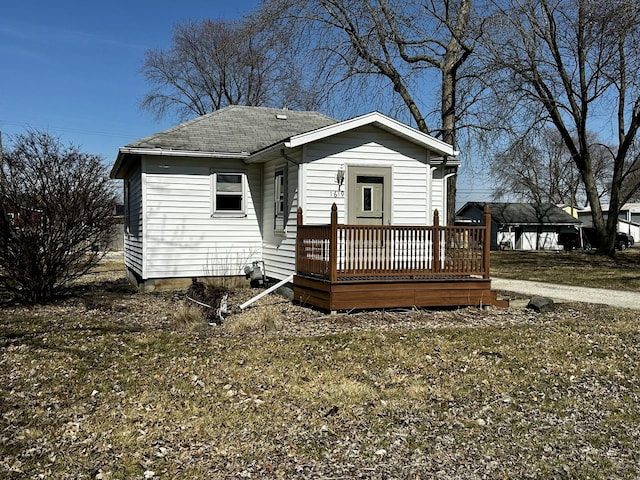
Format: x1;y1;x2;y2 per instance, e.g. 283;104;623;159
213;172;245;214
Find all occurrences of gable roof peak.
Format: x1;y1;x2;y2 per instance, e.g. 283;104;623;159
284;110;457;158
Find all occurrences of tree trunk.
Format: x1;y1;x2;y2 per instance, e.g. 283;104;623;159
442;67;458;225
580;160;615;255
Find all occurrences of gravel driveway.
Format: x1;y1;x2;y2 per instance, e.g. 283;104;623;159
492;277;640;310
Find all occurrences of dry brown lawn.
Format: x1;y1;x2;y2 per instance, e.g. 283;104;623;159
491;247;640;291
1;256;640;478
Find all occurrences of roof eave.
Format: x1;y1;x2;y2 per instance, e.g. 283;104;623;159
110;147;249;179
498;221;582;226
119;146;249;159
245;142;289;164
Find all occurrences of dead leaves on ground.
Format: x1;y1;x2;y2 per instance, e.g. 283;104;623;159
2;268;640;478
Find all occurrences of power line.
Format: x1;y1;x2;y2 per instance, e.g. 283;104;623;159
457;189;494;193
0;120;138;140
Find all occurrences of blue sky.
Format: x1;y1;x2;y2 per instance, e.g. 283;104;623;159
0;0;492;203
0;0;260;160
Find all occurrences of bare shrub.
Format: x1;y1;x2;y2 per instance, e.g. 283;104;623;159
202;247;259;290
204;276;248;290
0;130;118;303
185;278;229;325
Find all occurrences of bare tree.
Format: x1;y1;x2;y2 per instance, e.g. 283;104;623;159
141;18;322;121
0;130;117;303
619;141;640;202
492;129;612;207
259;0;488;223
482;0;640;254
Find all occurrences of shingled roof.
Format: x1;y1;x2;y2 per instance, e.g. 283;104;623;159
126;105;337;155
462;202;581;225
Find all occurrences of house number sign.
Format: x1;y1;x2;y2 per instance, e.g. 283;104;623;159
330;190;345;198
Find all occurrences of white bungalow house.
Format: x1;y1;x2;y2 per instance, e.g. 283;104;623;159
111;106;458;290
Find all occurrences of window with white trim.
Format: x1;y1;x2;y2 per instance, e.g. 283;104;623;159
124;179;130;234
274;168;287;231
212;172;246;214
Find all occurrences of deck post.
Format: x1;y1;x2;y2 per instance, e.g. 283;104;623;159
330;203;338;283
296;207;303;276
297;207;303;226
483;205;491;279
433;209;440;272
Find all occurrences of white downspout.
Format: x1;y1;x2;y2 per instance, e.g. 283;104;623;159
141;157;147;280
298;145;307;216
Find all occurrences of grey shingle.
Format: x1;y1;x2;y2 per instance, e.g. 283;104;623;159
128;105;337;154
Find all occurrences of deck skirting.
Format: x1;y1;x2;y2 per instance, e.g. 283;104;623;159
294;275;509;311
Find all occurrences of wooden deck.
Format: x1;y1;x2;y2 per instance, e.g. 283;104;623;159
294;205;508;311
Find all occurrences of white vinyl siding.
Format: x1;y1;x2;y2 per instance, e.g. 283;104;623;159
123;124;451;283
142;157;262;279
498;229;561;251
261;126;446;281
303;126;434;225
262;159;299;280
124;166;143;277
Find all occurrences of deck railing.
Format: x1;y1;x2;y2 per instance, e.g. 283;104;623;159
296;204;491;282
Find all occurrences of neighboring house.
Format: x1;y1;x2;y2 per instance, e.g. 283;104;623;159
456;202;582;250
111;106;459;290
3;203;41;228
576;203;640;243
108;204;125;252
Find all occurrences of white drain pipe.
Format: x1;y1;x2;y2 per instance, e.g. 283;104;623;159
238;275;294;310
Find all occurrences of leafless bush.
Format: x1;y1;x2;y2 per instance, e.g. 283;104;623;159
185;278;229;325
202;246;259;289
0;130;118;303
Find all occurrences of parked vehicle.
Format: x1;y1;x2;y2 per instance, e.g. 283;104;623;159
616;232;633;250
558;228;634;251
557;229;581;251
582;228;633;251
